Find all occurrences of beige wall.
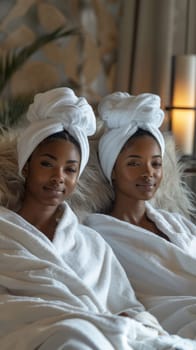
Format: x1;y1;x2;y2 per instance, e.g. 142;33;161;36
1;0;196;109
0;0;122;103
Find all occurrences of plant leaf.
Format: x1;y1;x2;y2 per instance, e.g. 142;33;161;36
0;26;80;93
0;95;33;128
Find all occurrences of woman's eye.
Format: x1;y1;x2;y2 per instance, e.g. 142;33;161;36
152;162;162;168
127;161;140;167
40;160;52;167
65;167;77;173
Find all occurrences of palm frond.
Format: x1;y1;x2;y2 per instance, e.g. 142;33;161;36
0;95;33;129
0;26;80;93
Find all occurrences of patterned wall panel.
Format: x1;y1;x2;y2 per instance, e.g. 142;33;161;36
0;0;122;103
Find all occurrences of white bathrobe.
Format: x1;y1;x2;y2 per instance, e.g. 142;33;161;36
1;203;194;349
85;202;196;341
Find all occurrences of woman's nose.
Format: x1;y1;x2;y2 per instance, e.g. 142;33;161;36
51;168;64;183
142;164;153;177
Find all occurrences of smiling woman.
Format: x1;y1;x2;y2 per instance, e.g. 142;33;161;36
18;133;81;240
84;91;196;340
15;87;94;241
109;129;171;241
111;131;163;203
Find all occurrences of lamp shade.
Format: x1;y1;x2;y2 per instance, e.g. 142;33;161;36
171;55;196;156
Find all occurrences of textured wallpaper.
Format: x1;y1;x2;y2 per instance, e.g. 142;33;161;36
0;0;122;103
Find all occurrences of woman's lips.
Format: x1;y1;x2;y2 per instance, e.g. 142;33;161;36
136;183;155;191
43;186;65;196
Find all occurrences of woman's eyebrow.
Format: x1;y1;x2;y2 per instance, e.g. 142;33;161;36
40;153;79;164
40;153;56;160
151;155;162;158
66;160;80;164
127;154;161;158
127;155;141;158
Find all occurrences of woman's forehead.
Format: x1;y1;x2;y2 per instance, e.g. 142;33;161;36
120;135;162;155
126;134;160;147
32;138;80;158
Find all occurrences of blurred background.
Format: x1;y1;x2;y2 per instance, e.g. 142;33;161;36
0;0;195;195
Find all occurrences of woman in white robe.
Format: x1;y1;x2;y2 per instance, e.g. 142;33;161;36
1;87;192;349
84;92;196;341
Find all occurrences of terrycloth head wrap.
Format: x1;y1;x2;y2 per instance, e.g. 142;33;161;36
98;92;165;183
17;87;96;177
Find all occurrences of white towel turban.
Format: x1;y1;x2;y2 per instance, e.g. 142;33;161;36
17;87;96;177
98;92;165;183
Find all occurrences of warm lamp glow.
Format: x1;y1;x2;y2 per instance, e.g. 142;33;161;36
171;55;196;155
172;109;195;155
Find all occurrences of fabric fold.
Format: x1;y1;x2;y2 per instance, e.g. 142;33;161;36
0;203;195;349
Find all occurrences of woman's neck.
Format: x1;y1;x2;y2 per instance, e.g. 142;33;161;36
110;197;146;225
110;197;170;241
18;201;62;241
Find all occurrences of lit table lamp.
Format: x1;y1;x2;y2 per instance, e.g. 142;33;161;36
166;55;196;158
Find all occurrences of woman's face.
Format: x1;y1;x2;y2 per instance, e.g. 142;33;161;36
111;135;163;201
23;138;80;208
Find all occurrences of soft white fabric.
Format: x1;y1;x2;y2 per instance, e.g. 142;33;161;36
0;202;190;349
85;202;196;341
98;92;165;183
17;87;96;177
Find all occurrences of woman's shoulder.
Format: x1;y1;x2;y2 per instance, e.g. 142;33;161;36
151;204;195;224
79;219;108;241
84;212;123;229
146;203;196;238
0;205;14;218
